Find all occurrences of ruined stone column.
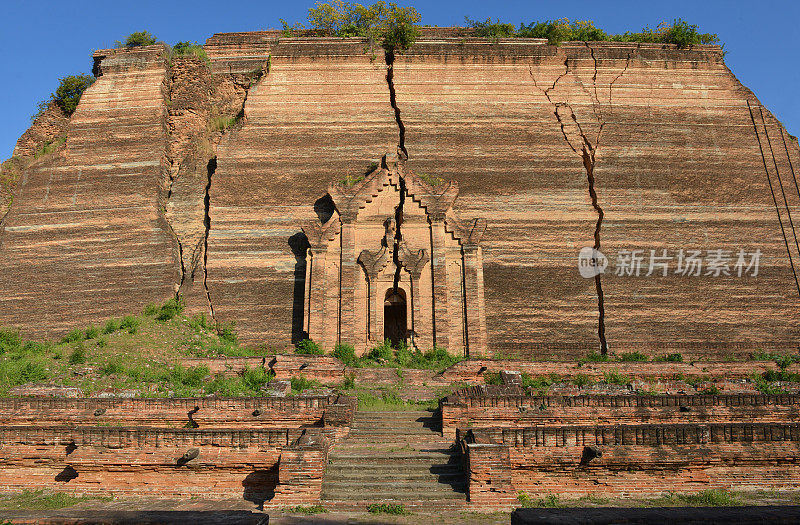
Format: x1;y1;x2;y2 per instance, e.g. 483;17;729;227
430;219;450;350
339;219;358;345
306;249;328;343
462;244;487;357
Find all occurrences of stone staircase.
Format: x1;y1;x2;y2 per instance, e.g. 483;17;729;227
321;410;467;510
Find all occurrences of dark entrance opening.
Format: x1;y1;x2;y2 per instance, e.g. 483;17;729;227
384;289;407;347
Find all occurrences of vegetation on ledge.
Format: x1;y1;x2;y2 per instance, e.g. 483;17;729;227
281;0;421;52
279;3;718;49
465;17;719;47
115;31;158;48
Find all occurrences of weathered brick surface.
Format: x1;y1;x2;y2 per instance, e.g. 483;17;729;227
0;45;177;338
13;102;70;158
0;396;354;430
271;444;328;506
443;394;800;440
466;423;800;507
2;33;800;360
0;426;288;498
443;359;800;382
392;39;800;358
0;395;353;503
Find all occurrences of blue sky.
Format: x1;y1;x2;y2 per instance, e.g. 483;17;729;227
1;0;797;160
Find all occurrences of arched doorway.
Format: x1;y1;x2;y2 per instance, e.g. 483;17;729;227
384;289;407;347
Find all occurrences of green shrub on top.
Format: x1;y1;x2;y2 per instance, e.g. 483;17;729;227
171;41;211;66
116;31;158;48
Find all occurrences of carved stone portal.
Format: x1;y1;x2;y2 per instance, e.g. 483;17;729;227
301;152;487;356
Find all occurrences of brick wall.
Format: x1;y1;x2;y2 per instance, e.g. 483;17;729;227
466;423;800;508
0;396;354;430
442;360;800;384
0;395;355;504
443;394;800;439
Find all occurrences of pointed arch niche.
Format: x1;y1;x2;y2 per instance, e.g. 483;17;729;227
301;152;487;356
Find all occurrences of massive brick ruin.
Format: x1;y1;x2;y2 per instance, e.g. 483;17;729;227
2;29;799;359
2;29;800;516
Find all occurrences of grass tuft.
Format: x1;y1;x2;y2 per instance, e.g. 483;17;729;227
366;503;409;515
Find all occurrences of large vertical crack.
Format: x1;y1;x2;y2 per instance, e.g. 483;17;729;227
203;157;217;319
391;176;406;292
385;49;407;158
583;145;608;353
531;48;617;354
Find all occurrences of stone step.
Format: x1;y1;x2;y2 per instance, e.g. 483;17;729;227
324;470;465;483
321;485;467;500
354;411;433;417
347;428;442;435
328;447;460;456
320;498;468;511
327;460;461;470
338;438;451;446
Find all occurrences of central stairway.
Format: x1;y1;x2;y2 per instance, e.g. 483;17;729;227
321;410;467;510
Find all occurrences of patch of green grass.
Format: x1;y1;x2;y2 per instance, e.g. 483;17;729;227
577;493;610;505
295;339;324;355
155;298;184;322
84;326;99;340
0;490;112;510
101;319;120;334
752;373;788;395
573;373;593;387
119;315;139;334
0;329;22;354
651;489;741;507
654;353;684;362
143;303;159;316
580;351;608;363
517;491;561;508
366;503;409;515
68;345;86;364
521;373;562;393
602;369;631;386
284;504;326;514
33;135;67;159
210;113;243;132
342;373;356;389
699;385;721;395
99;360;124;376
353;342;462;373
483;371;502;385
290;375;320;394
61;328;84;344
331;343;357;365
